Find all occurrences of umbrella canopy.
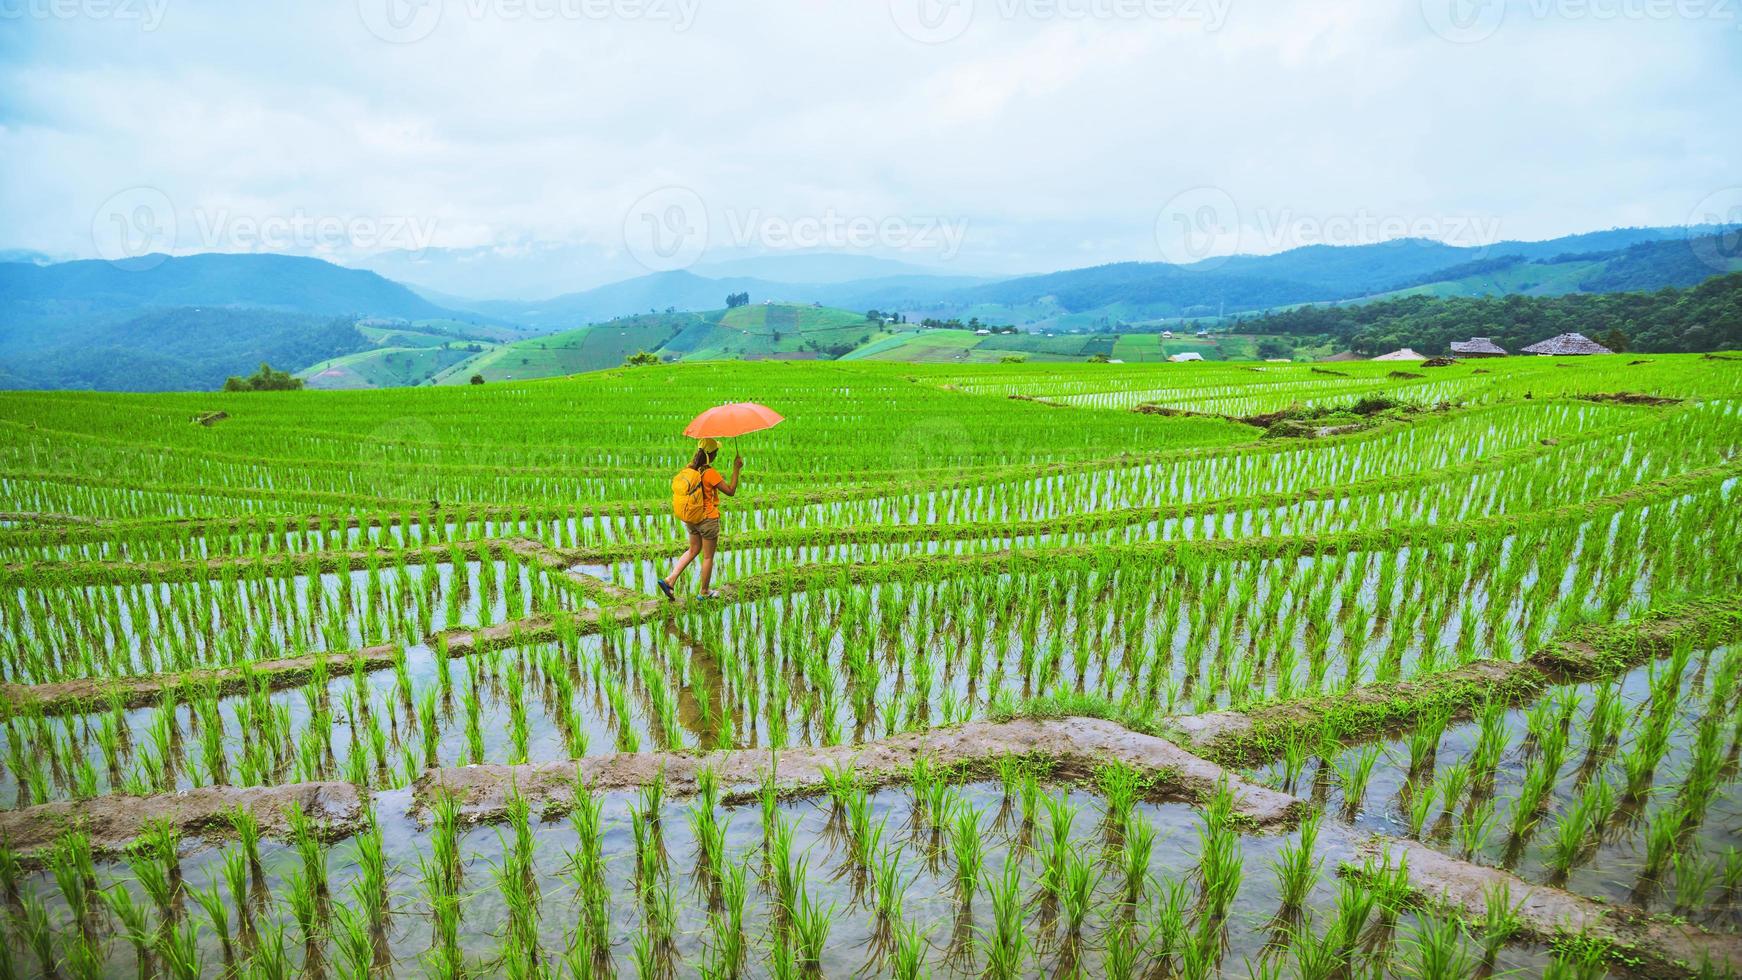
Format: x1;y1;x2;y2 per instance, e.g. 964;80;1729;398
682;402;784;439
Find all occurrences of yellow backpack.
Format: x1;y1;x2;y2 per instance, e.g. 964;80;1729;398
671;466;708;523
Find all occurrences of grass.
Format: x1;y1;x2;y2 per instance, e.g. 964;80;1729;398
0;355;1739;975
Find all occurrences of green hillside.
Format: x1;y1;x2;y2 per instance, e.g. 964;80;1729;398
302;343;483;389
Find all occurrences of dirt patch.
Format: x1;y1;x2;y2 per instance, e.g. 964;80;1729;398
1387;370;1425;380
1007;393;1068;407
1310;367;1349;377
0;782;362;858
1702;352;1739;361
1170;657;1547;767
413;717;1302;830
1421;356;1458;367
191;411;229;426
1171;595;1742;766
1346;834;1742;979
1577;391;1684;407
0;613;574;715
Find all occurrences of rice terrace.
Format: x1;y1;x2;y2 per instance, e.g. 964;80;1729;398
2;351;1742;979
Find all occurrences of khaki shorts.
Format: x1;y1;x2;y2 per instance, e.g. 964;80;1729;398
684;517;720;541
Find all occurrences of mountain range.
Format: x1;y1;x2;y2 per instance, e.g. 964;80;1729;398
2;224;1738;390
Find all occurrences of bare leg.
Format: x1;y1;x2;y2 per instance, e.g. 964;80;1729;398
665;532;702;585
698;536;718;593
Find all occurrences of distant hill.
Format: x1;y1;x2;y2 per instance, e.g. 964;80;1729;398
692;253;971;283
0;252;463;358
1238;270;1742;356
4;307;370;391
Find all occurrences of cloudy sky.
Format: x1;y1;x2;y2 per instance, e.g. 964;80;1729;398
2;0;1738;295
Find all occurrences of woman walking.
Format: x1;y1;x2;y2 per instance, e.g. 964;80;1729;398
659;437;742;600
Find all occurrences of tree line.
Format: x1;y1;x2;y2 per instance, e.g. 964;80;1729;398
1236;272;1742;356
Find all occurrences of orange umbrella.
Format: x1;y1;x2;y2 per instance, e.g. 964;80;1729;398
682;401;784;439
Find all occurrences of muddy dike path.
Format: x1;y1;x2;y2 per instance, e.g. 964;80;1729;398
4;714;1740;977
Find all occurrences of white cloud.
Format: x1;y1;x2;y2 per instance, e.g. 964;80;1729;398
1;0;1737;292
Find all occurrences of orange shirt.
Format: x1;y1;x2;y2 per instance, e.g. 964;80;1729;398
701;467;724;519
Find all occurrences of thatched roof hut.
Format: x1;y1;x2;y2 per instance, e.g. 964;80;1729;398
1521;332;1611;356
1450;337;1507;357
1373;348;1426;361
1168;351;1204;363
1318;350;1364;362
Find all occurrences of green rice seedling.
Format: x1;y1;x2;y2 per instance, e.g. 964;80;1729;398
1098;760;1141;836
1057;849;1099;941
220;846;254;942
790;884;834;973
1334;745;1381;817
155;914;203;980
283;867;321;951
47;827;95;935
1478;880;1523;960
330;901;377;980
1040;792;1078;902
192;878;235;968
1120;815;1156;905
1673;850;1719;913
250;913;293;980
1720;846;1742;900
1547;796;1594;883
1407;779;1438;839
979;857;1027;980
285;802;328;897
891;918;931;980
1400;913;1477;979
950;803;984;904
14;889;56;976
707;859;749;979
1271;807;1322;911
102;882;155;980
1459;796;1498;858
1642;806;1681;883
227;805;262;872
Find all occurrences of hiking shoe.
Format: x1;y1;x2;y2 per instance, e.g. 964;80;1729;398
656;579;675;602
697;590;720;600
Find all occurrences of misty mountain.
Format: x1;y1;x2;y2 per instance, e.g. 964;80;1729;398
0;252;461;356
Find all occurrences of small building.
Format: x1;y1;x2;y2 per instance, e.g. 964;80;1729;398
1521;332;1612;356
1169;351;1204;363
1450;337;1508;358
1195;330;1209;338
974;329;991;336
1373;348;1427;361
1161;330;1174;339
1318;351;1364;363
